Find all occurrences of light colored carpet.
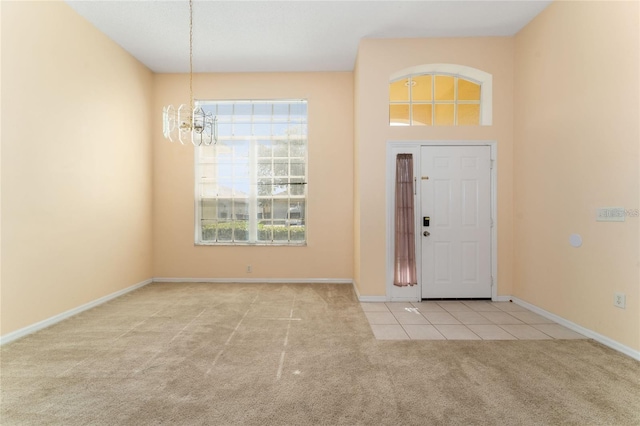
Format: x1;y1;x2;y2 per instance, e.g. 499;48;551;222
1;283;639;425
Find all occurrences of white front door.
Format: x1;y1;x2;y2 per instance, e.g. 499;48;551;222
420;146;492;299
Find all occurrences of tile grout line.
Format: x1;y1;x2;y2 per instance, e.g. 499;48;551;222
364;302;580;341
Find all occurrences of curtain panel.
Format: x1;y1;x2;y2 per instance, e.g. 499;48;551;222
394;154;417;287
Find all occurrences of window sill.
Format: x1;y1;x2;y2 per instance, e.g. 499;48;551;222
195;242;307;247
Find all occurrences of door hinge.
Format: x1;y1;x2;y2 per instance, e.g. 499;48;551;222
490;160;494;170
490;218;494;227
491;277;494;287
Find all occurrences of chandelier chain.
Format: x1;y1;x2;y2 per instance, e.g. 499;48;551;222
162;0;217;146
189;0;194;113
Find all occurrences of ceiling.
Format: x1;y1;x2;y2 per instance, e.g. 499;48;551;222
65;0;551;73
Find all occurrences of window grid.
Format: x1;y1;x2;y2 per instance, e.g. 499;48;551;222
390;73;481;126
195;100;307;245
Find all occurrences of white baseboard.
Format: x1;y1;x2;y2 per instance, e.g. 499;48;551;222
493;295;512;302
511;296;640;361
152;278;353;284
352;280;388;302
358;296;389;302
0;278;153;346
389;297;420;302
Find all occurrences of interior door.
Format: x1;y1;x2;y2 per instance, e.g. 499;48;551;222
420;145;491;299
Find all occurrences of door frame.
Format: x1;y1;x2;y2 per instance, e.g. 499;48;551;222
385;141;498;302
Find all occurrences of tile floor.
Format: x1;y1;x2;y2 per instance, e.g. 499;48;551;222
361;300;588;341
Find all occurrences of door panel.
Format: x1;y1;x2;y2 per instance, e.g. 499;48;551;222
434;242;451;283
421;146;491;299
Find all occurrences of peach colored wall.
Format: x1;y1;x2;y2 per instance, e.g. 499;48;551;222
0;1;4;330
353;56;362;290
1;1;154;335
153;73;354;279
514;1;639;351
354;37;515;296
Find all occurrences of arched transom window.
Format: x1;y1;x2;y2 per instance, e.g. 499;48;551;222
389;64;492;126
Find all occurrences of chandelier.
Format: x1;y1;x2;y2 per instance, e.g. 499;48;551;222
162;0;217;146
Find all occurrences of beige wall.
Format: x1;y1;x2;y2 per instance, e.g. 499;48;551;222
514;1;639;351
153;73;354;279
353;56;362;290
0;1;4;334
1;1;154;335
354;37;515;296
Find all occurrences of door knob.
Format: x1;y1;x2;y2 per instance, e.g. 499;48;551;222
423;231;430;237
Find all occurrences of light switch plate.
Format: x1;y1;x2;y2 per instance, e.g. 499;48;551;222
596;207;625;222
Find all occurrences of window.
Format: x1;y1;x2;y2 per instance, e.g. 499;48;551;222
195;100;307;245
388;64;493;126
390;74;481;126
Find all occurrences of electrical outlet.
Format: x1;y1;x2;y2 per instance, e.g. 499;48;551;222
614;292;626;309
246;265;252;273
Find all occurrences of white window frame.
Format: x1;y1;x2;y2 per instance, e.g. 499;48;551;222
194;100;308;246
390;64;493;126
